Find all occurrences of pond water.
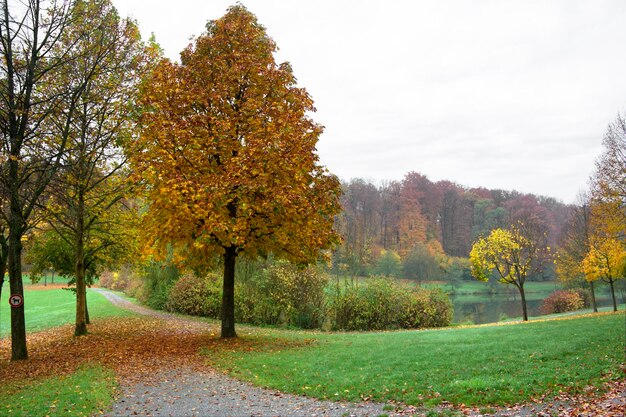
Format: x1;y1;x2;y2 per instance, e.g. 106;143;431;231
451;292;620;324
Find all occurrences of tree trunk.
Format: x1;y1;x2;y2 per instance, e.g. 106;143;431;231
608;278;617;312
74;194;88;336
75;258;87;335
0;232;8;307
589;280;597;313
518;284;529;322
221;246;237;338
8;223;27;360
85;289;90;324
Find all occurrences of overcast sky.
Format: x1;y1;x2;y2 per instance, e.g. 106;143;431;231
113;0;626;204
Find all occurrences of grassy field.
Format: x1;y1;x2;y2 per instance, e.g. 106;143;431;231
2;365;116;417
0;287;134;338
208;312;625;407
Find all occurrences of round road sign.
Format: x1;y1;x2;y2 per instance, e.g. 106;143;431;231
9;294;23;308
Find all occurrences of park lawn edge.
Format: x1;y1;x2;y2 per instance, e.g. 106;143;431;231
204;310;626;408
2;363;118;417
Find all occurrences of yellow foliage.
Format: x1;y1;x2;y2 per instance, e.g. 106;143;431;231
582;237;626;282
469;226;549;286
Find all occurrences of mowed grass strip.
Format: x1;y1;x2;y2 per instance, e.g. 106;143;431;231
2;364;117;417
0;288;135;337
208;312;625;407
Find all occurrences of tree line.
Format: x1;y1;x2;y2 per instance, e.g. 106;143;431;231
333;172;570;280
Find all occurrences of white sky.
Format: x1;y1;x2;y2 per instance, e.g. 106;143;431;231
113;0;626;204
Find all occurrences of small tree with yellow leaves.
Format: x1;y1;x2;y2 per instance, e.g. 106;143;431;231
470;225;551;321
582;237;625;311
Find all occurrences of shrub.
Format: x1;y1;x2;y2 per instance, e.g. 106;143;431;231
164;260;329;329
135;262;178;309
400;287;453;329
122;258;453;332
98;266;143;295
330;284;369;330
540;290;584;315
235;261;328;328
402;243;440;281
571;287;592;308
165;273;221;317
330;277;453;331
375;250;402;277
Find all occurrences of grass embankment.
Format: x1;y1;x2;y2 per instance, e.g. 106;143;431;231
0;287;133;338
208;312;625;407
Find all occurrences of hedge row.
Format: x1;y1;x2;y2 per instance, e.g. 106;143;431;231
163;263;453;331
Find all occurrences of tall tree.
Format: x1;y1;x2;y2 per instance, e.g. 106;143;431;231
130;5;341;338
0;221;8;302
440;186;474;256
0;0;90;360
591;113;626;230
397;173;428;255
42;0;151;336
379;180;402;250
336;179;381;275
585;113;626;311
555;193;597;312
470;225;551;321
401;172;443;240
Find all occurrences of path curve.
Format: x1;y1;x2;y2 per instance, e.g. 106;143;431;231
93;288;392;417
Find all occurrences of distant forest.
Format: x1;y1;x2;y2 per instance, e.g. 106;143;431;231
333;171;570;281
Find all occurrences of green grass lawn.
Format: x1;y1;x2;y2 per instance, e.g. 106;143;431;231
0;288;134;338
209;312;626;407
2;364;117;417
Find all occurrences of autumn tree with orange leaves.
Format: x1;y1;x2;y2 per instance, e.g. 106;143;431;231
130;5;341;338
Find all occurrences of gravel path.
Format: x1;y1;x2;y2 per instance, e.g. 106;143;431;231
92;289;178;320
94;288;391;417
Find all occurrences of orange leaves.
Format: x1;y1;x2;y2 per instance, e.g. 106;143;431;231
0;314;315;388
0;316;212;384
130;5;341;267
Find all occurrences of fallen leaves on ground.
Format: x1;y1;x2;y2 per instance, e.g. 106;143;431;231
393;378;626;416
0;315;314;387
0;316;212;385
